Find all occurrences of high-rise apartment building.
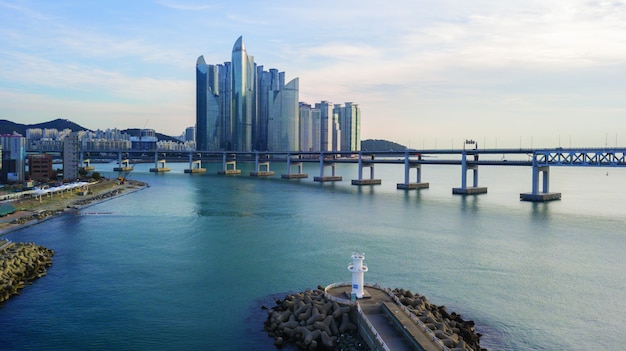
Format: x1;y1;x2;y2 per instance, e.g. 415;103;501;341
196;36;299;152
63;132;80;181
0;135;26;183
315;101;334;152
336;103;361;152
299;103;313;152
185;127;196;142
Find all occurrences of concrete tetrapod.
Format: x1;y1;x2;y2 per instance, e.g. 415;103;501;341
264;288;359;350
0;242;54;304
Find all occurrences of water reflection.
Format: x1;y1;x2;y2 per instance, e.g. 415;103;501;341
459;194;480;213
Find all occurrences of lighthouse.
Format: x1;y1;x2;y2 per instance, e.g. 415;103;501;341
347;252;368;299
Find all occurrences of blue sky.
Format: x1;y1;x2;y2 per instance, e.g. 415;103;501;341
1;0;625;148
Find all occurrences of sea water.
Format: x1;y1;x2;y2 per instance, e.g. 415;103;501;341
1;161;625;350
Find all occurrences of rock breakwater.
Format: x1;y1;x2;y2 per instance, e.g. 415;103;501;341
0;241;54;304
11;209;63;225
263;287;362;350
71;188;123;207
392;288;485;351
264;285;486;351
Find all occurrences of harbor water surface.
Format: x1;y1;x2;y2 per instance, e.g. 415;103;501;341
2;162;625;350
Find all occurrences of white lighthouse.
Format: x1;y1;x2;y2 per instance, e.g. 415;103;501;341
347;252;368;299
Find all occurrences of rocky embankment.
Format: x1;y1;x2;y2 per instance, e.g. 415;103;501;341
392;288;485;351
0;241;54;304
71;188;124;207
10;209;64;225
264;287;365;350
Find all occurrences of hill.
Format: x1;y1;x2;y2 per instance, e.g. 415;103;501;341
0;119;179;141
0;118;90;136
361;139;407;151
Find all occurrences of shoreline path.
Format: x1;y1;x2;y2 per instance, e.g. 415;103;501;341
0;178;147;236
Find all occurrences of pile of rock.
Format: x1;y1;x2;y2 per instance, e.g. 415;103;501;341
392;288;485;351
0;241;54;304
264;287;358;350
72;189;122;207
11;209;63;225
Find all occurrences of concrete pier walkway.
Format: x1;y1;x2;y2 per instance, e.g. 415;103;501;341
326;284;445;351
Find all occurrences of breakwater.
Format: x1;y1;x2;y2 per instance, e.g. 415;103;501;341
264;287;363;350
264;286;485;351
391;288;484;351
0;241;54;304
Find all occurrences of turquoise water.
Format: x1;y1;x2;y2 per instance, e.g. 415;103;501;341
2;161;625;350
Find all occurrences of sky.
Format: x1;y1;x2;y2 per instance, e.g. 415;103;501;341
1;0;625;148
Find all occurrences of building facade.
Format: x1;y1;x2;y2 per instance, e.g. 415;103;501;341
337;102;361;152
315;101;334;152
63;132;80;181
28;154;53;182
0;135;26;183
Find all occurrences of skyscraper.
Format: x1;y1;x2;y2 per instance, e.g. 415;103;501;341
195;56;207;150
196;36;299;152
231;36;255;151
268;77;299;151
315;101;333;152
299;103;313;152
336;102;361;152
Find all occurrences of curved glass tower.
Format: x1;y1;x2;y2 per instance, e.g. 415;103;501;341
231;36;255;151
195;55;209;151
196;56;221;151
268;78;299;151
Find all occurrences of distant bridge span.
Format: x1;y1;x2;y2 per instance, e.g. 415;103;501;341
72;147;626;202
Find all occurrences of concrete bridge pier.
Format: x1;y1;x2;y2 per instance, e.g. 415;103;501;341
520;165;561;201
184;152;206;173
217;153;241;175
453;152;487;195
113;152;133;172
397;153;429;190
314;153;342;182
150;160;171;173
281;153;308;179
250;152;275;177
352;154;381;185
81;159;94;171
150;151;171;172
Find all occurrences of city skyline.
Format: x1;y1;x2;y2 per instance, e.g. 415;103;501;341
196;36;303;152
197;36;361;152
1;1;626;148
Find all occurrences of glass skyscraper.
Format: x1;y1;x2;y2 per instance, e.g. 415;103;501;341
195;36;300;152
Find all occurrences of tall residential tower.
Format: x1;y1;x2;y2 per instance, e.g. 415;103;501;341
196;36;300;152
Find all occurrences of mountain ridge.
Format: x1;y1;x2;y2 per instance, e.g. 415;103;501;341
0;119;179;142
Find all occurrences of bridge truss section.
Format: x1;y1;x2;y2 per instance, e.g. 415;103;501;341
534;149;626;167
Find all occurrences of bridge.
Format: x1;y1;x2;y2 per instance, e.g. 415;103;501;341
72;147;626;202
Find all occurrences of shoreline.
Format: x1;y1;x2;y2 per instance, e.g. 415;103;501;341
0;178;148;237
